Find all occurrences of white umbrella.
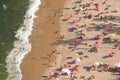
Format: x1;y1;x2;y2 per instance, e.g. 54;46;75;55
75;58;81;63
115;62;120;67
61;68;71;75
93;61;99;66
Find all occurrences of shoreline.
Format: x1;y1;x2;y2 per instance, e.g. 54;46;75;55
5;0;41;80
21;0;66;80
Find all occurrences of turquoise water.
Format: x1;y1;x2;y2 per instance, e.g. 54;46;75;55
0;0;30;79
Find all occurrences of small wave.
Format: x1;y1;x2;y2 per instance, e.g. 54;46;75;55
5;0;41;80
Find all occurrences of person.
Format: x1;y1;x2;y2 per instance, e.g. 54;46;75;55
49;72;54;79
88;75;95;80
94;41;99;46
92;65;98;70
103;63;110;71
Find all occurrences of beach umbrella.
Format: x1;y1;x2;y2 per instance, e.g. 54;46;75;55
69;15;75;19
96;34;101;40
93;61;99;66
75;53;79;56
115;62;120;67
75;24;81;28
100;11;105;15
75;58;81;63
95;3;99;9
75;64;80;67
61;68;71;75
110;33;116;38
75;64;80;72
109;52;116;57
79;7;83;11
75;39;80;44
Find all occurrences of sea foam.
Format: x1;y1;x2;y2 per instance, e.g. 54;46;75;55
5;0;41;80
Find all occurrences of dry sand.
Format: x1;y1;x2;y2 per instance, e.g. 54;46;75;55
21;0;120;80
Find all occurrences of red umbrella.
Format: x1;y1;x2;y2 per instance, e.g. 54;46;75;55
96;34;101;40
95;41;99;44
100;11;105;15
69;15;74;19
75;24;81;28
75;39;80;44
75;65;80;72
95;3;99;9
109;52;116;57
75;64;80;67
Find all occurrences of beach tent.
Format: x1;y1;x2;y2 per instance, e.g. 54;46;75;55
93;61;99;66
61;68;71;75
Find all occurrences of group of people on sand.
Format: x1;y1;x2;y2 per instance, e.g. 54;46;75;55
46;0;120;80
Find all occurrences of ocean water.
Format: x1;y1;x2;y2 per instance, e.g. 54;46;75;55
0;0;40;80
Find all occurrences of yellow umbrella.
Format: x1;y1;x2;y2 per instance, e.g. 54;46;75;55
110;33;116;38
75;53;79;56
80;7;83;11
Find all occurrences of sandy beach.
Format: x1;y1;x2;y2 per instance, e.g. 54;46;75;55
21;0;66;80
21;0;120;80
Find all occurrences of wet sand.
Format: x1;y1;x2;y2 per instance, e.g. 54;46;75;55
20;0;66;80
